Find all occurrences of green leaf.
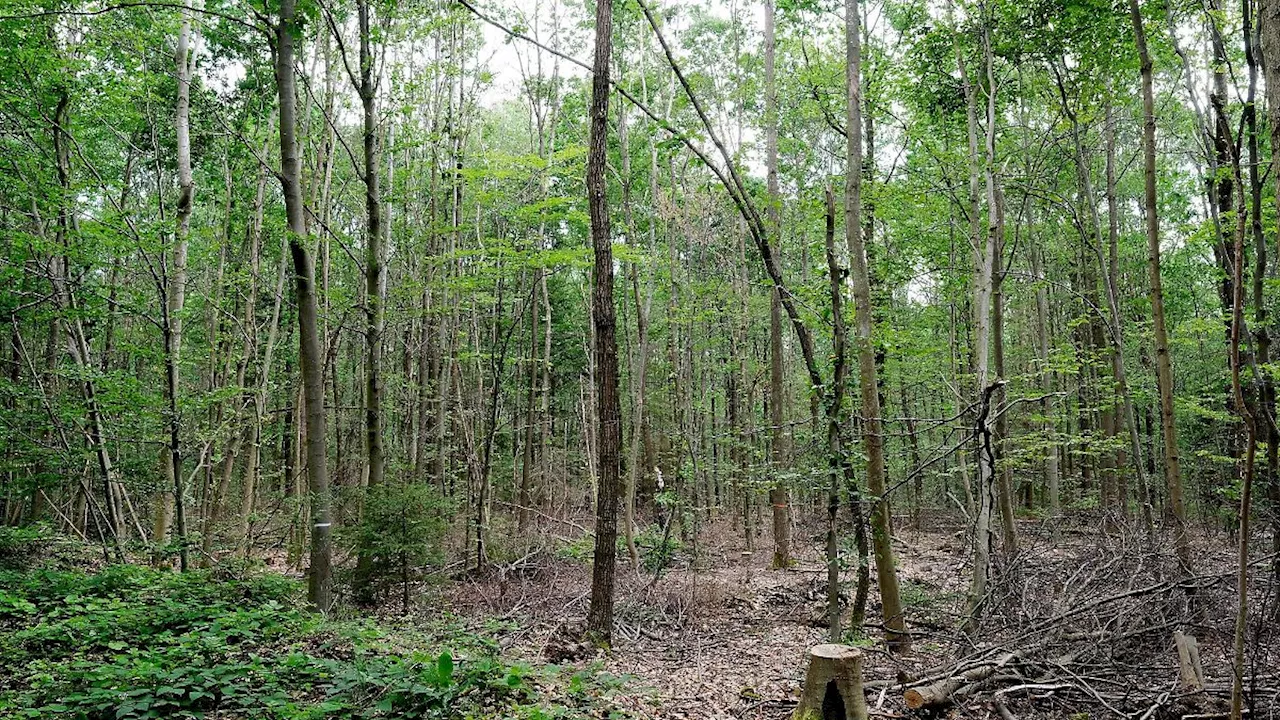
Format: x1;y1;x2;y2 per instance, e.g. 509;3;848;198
436;652;454;686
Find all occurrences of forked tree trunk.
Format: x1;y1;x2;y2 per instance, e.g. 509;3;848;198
981;18;1017;557
955;2;998;626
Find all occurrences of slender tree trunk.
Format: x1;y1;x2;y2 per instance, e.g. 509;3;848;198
846;0;907;651
584;0;619;645
824;187;848;642
980;19;1017;557
275;0;333;611
619;104;647;567
764;0;792;570
1129;0;1193;577
956;3;998;626
1031;240;1060;514
165;5;194;571
1256;0;1280;606
353;0;385;604
1224;114;1255;720
1103;101;1154;529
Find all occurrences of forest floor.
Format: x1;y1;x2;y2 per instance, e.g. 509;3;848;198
441;511;1280;719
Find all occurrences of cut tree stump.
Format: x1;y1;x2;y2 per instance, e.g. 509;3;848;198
793;644;869;720
1174;631;1204;692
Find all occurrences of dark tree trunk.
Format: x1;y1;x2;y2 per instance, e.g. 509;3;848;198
585;0;620;646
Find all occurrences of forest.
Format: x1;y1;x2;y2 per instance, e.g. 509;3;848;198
1;0;1278;716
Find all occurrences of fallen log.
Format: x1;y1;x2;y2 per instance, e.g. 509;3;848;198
902;651;1020;709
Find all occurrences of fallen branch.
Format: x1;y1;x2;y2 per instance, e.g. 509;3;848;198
903;651;1021;709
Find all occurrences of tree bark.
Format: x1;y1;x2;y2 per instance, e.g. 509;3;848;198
765;0;792;571
165;3;194;571
1128;0;1193;577
1256;0;1280;607
585;0;620;646
1031;241;1060;514
275;0;334;611
955;2;998;626
845;0;906;651
353;0;385;604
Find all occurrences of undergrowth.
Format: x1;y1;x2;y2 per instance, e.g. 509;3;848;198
0;563;620;719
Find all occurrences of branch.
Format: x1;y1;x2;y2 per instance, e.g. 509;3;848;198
0;1;266;37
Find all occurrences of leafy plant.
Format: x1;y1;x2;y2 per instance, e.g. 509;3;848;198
0;566;552;719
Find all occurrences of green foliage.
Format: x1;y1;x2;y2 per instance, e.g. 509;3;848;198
0;523;55;570
345;483;451;600
0;566;544;719
554;534;595;563
632;523;681;573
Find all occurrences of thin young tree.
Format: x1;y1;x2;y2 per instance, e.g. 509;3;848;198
1128;0;1193;577
352;0;385;605
764;0;792;570
163;2;194;571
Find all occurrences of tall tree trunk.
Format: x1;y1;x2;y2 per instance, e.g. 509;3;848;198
519;276;540;533
1103;100;1154;529
619;104;646;567
764;0;792;570
824;188;848;642
1256;0;1280;607
1223;109;1255;720
165;4;194;571
1129;0;1193;577
275;0;333;611
956;2;998;626
979;19;1017;556
846;0;907;651
1031;240;1060;514
585;0;620;646
354;0;385;604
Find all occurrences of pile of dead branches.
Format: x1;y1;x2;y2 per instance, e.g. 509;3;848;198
891;520;1280;718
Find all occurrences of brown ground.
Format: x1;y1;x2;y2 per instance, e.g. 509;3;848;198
438;512;1279;719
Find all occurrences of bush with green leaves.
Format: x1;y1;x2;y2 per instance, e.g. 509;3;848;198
346;482;451;604
0;565;539;719
0;523;61;570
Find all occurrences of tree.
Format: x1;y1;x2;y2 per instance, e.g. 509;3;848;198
273;0;333;611
845;0;906;651
1127;0;1193;577
764;0;792;571
585;0;620;646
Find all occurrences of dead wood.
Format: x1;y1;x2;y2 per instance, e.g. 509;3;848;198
902;651;1020;708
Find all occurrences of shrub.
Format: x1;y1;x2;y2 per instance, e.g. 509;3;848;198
0;523;55;570
0;565;535;719
346;483;451;605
